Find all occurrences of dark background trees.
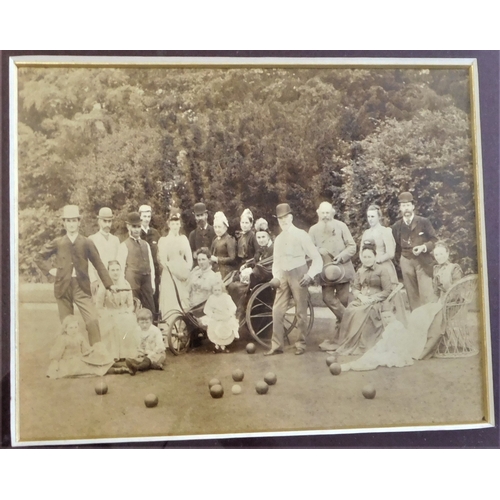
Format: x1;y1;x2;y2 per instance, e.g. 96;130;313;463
16;66;477;281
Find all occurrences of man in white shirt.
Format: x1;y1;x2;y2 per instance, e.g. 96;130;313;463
88;207;120;300
117;212;156;315
265;203;323;356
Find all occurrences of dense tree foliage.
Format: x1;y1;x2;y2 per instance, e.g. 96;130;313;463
16;66;478;281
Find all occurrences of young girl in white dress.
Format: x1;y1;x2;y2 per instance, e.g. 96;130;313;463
46;315;114;379
202;279;239;353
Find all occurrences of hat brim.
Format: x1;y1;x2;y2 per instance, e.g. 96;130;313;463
320;263;346;284
273;210;292;218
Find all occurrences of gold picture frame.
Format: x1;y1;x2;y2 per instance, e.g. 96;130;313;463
7;53;496;447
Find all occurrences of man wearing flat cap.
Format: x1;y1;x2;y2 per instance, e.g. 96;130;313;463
139;204;161;314
117;212;156;315
308;201;356;338
34;205;116;345
265;203;323;356
88;207;120;300
188;202;215;259
391;191;437;310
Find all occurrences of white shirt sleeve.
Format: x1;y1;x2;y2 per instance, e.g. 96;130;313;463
116;243;128;278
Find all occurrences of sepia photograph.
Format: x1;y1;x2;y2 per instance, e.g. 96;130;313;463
8;55;494;446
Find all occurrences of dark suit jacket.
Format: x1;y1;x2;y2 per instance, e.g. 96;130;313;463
141;227;161;272
34;234;113;299
391;215;437;277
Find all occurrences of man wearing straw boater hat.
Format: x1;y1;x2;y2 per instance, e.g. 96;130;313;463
34;205;116;345
117;211;156;315
308;201;356;346
188;202;215;259
264;203;323;356
88;207;120;300
391;191;437;310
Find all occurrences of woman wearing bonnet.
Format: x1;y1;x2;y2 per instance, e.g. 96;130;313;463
210;211;237;279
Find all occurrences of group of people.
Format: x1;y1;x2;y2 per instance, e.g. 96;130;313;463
36;190;465;378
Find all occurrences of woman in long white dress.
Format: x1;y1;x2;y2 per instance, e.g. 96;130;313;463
341;302;415;372
361;204;408;326
96;260;140;360
158;212;193;321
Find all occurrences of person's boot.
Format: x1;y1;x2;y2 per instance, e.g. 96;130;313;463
125;358;139;375
137;357;152;372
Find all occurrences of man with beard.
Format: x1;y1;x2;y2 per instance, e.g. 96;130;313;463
139;205;161;315
88;207;120;300
188;202;216;259
117;212;156;314
391;191;437;311
308;202;356;345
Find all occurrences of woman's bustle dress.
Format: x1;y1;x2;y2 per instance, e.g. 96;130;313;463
334;263;393;355
158;233;193;320
96;278;140;360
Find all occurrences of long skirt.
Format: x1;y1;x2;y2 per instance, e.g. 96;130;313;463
407;302;444;359
99;309;140;360
160;264;190;322
341;320;415;371
335;301;385;355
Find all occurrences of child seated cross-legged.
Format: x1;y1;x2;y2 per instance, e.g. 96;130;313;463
201;278;239;353
123;308;166;375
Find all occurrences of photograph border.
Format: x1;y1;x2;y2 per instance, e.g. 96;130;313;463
3;50;499;448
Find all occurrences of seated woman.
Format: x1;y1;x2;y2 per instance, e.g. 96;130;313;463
187;247;218;308
341;302;415;372
334;241;394;355
228;218;274;322
408;241;464;359
95;260;140;361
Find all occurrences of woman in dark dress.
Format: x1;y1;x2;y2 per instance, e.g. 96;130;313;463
210;211;237;279
235;208;258;268
334;241;394;355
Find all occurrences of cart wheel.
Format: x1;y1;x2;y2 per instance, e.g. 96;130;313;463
167;313;191;355
245;282;314;348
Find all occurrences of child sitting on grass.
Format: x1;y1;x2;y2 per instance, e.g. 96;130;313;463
122;308;166;375
47;315;114;379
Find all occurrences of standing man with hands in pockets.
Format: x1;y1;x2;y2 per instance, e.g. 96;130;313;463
265;203;323;356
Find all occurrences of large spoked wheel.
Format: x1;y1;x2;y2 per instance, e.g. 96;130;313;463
245;282;314;348
167;313;191;355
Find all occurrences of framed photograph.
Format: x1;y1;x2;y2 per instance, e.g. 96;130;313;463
6;53;496;447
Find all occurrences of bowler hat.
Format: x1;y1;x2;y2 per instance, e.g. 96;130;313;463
321;263;346;284
193;202;207;215
138;205;152;213
61;205;81;219
398;192;414;203
126;212;142;225
275;203;292;218
97;207;114;220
